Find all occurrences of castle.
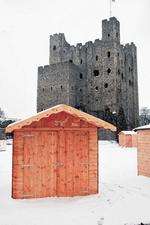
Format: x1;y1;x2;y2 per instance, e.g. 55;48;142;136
37;17;139;131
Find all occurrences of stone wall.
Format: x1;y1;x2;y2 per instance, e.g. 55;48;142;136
37;17;139;136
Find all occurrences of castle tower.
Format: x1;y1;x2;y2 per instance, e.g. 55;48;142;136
37;17;139;131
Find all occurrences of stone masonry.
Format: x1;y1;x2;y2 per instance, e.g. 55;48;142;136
37;17;139;130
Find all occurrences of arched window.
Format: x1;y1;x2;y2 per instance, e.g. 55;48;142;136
96;55;98;61
80;73;83;79
95;86;98;91
107;51;110;58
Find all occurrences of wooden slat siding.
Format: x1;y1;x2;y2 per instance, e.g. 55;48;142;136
41;131;47;197
32;132;38;198
23;131;34;198
57;130;66;196
11;110;100;198
66;131;74;196
88;129;98;194
48;131;57;197
16;128;96;131
12;131;24;199
20;112;98;130
137;130;150;177
79;131;89;195
73;131;80;195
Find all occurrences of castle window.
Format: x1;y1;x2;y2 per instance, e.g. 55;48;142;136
95;86;98;91
118;69;120;75
93;70;99;76
104;83;108;88
80;73;83;79
129;80;132;86
96;55;98;61
80;59;83;64
121;73;124;80
108;34;110;37
129;67;131;72
107;68;111;74
53;45;56;50
117;52;119;57
51;87;53;91
107;51;110;58
61;85;63;90
116;32;119;37
79;89;82;92
69;59;73;63
42;88;45;92
96;98;98;102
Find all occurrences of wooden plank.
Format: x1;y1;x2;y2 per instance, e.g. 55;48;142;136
79;131;89;195
47;131;57;197
65;131;74;196
56;130;66;196
18;128;96;131
23;131;34;198
88;129;98;194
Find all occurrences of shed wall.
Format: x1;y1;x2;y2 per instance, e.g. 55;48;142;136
119;133;132;147
12;112;98;198
137;130;150;177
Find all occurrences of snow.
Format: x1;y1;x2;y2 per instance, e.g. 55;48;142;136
120;131;137;135
0;141;150;225
134;124;150;131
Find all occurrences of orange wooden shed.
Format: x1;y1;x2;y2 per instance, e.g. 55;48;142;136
134;124;150;177
6;104;116;199
119;131;137;148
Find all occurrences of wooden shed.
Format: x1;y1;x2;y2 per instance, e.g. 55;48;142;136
119;131;137;148
134;124;150;177
6;104;116;199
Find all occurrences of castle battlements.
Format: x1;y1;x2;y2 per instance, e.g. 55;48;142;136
37;17;139;131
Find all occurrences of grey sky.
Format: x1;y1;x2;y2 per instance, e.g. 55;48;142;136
0;0;149;118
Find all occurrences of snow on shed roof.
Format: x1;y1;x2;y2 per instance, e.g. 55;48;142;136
133;124;150;131
120;131;137;135
5;104;116;133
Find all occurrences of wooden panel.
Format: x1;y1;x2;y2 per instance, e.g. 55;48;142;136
57;131;66;196
47;131;58;196
18;131;58;198
65;131;74;196
23;131;35;198
88;129;98;194
12;131;24;199
73;131;89;196
13;127;98;198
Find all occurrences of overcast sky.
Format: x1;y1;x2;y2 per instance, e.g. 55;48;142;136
0;0;149;118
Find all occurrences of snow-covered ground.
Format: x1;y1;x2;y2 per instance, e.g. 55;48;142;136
0;141;150;225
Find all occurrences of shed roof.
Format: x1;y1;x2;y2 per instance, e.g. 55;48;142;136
119;131;137;135
133;124;150;131
5;104;116;133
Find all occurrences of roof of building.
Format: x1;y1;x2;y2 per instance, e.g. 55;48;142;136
5;104;116;133
133;124;150;131
120;131;137;135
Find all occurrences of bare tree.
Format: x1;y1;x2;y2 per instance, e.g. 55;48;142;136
139;107;150;125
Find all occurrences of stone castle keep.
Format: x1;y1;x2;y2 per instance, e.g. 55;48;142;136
37;17;139;130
